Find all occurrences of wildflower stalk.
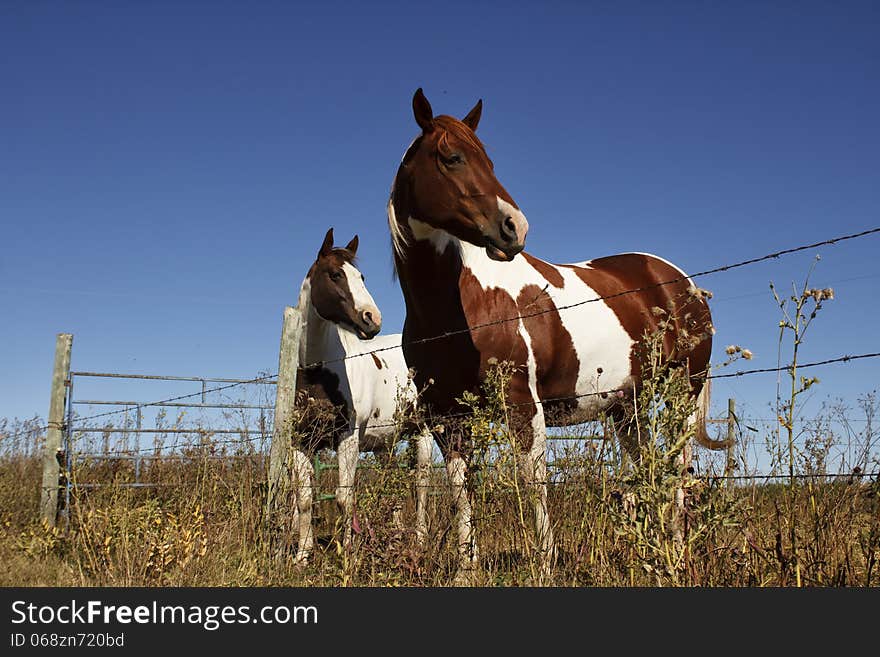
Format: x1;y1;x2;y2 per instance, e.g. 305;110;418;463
770;255;834;586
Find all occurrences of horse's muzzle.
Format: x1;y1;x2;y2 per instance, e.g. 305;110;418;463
353;309;381;340
485;241;524;262
485;205;528;261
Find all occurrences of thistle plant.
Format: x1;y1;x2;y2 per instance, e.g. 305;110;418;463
769;254;834;586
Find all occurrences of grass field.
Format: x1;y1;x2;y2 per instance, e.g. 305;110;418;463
2;409;877;587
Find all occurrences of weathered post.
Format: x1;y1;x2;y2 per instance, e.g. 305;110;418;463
40;333;73;527
265;305;303;523
724;398;737;481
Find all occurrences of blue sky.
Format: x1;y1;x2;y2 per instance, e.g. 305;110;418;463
2;1;879;451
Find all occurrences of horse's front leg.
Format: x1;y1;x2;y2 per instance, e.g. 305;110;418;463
291;448;315;565
516;404;555;583
414;429;434;547
447;450;477;585
335;431;359;550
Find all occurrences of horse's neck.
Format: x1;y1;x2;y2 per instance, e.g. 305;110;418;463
297;279;348;368
394;236;458;309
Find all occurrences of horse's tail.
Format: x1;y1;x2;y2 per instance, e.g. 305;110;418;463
692;377;733;450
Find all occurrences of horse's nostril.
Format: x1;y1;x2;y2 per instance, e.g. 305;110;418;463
501;216;517;242
363;311;374;325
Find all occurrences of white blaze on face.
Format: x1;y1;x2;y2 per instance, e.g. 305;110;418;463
342;262;381;328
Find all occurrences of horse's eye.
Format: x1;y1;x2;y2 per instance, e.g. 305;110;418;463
443;152;464;166
330;271;343;282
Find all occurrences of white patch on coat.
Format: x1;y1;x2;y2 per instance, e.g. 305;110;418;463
407;217;458;255
459;241;635;417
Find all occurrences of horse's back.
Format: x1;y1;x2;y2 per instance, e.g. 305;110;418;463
564;251;713;382
525;251;713;421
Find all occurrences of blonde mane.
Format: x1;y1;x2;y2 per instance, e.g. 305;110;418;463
387;193;409;266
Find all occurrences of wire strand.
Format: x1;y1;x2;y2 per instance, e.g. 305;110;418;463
5;225;879;443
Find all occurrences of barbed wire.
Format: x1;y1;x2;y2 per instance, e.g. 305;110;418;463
6;348;879;449
359;350;880;432
303;225;880;369
59;469;879;492
45;348;880;459
1;373;280;443
5;225;880;444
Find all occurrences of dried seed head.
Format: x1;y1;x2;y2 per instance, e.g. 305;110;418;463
741;349;753;360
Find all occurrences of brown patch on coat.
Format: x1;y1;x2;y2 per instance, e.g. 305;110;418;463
294;365;351;451
562;253;713;394
515;284;579;424
396;240;483;456
522;252;564;289
371;353;383;369
459;268;538;450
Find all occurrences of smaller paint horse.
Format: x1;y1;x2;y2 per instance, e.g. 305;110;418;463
288;228;433;564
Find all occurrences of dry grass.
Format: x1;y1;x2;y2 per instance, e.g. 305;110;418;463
2;266;877;587
1;405;877;587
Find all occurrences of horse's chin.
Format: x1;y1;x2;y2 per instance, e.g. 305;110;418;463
486;246;513;262
345;322;376;340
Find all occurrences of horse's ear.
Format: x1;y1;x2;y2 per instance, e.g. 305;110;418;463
345;235;359;255
319;228;334;258
412;88;434;134
462;99;482;132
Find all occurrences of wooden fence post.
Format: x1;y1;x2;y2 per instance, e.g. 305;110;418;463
40;333;73;527
265;306;303;523
724;398;737;480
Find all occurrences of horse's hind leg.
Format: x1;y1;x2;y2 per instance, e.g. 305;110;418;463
291;449;315;564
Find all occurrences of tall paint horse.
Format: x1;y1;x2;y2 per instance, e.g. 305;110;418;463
387;89;726;580
288;228;434;564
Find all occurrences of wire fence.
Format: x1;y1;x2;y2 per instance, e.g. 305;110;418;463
50;365;880;494
3;225;879;514
5;223;879;446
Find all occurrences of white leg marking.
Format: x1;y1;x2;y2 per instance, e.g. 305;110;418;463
447;454;476;574
516;401;555;581
291;449;315;564
336;432;359;549
414;429;433;546
516;320;555;579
